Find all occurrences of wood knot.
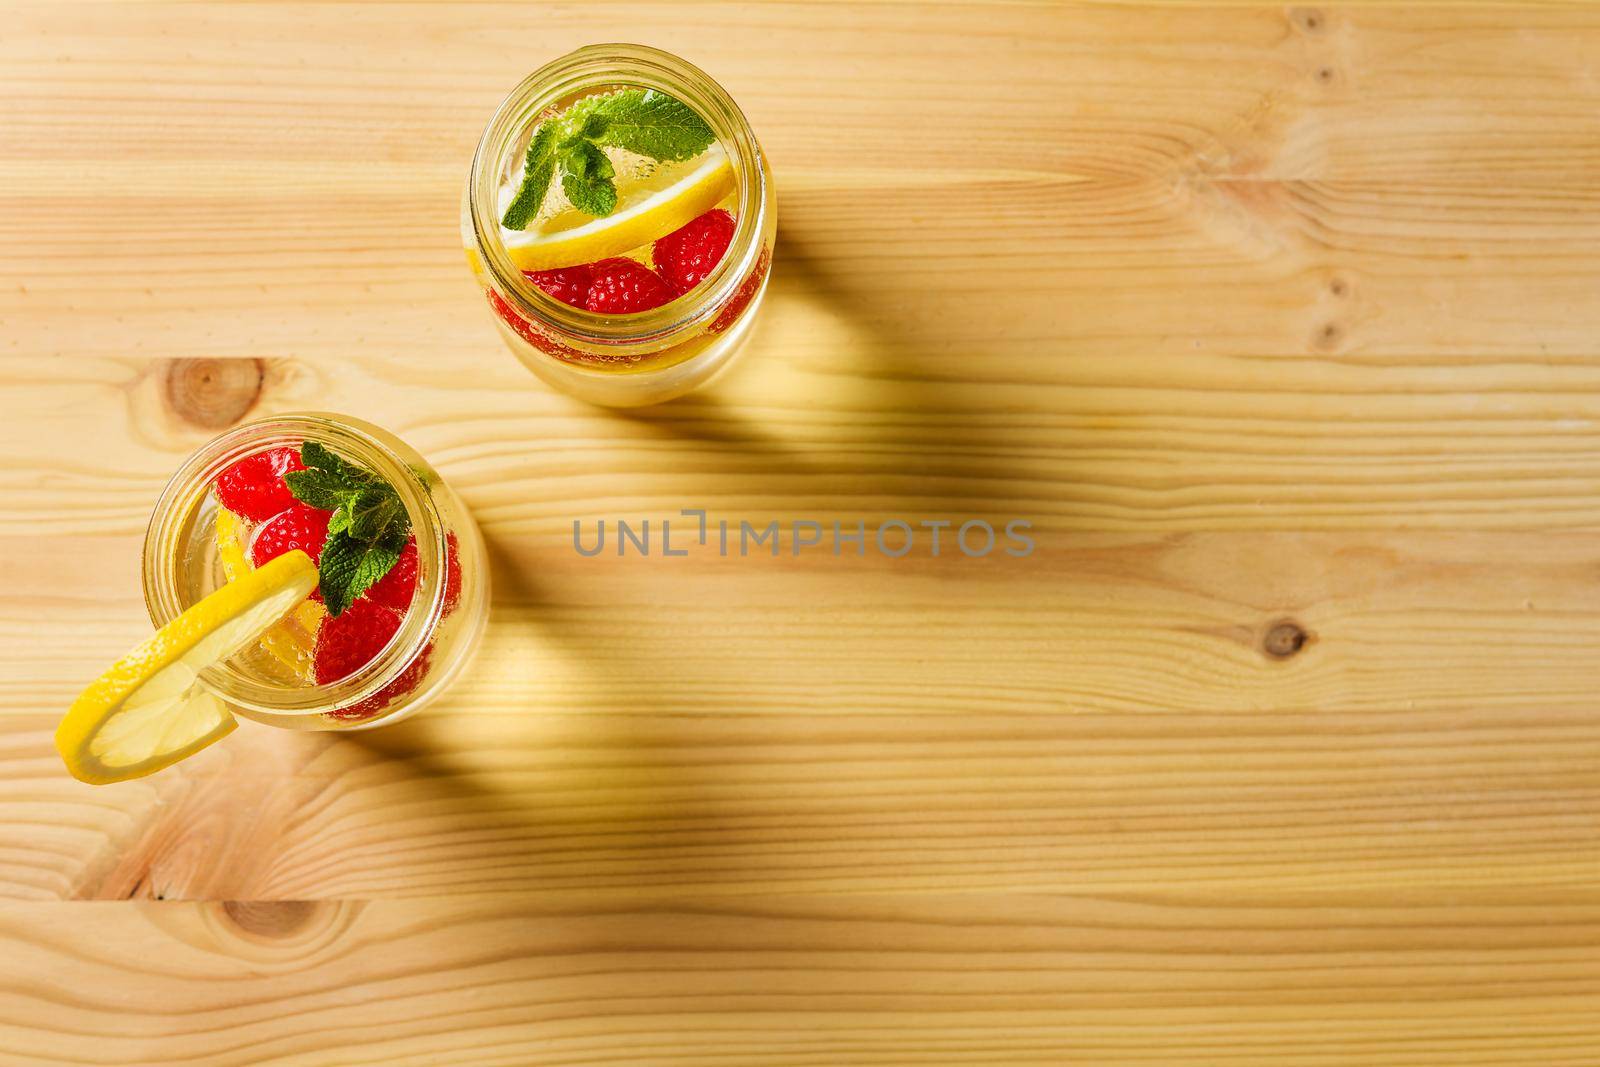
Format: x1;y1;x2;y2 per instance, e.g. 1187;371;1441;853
1290;7;1327;35
1263;620;1311;659
164;358;264;429
222;900;317;939
1327;275;1349;298
1314;65;1338;87
1312;321;1345;352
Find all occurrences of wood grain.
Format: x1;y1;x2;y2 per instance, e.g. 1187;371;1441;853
5;2;1600;1065
6;894;1600;1066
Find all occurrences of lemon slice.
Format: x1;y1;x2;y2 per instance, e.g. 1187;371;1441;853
213;506;253;583
56;550;319;785
500;145;735;272
215;506;324;680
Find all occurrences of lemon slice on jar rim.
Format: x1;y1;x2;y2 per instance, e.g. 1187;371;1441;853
55;550;318;785
499;144;735;272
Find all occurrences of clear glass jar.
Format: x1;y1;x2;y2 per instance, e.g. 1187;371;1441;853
463;44;776;407
142;413;488;730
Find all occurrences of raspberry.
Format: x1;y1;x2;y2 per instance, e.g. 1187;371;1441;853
443;532;463;615
364;537;419;611
214;446;305;522
317;601;432;722
524;265;593;308
487;288;584;360
489;288;542;345
583;257;674;314
250;504;330;570
653;209;735;295
708;247;771;334
314;598;401;685
361;532;463;614
324;644;433;723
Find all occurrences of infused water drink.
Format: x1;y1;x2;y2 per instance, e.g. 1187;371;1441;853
463;45;775;406
143;413;487;730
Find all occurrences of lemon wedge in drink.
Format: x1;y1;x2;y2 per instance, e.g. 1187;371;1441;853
213;505;256;584
215;506;323;680
56;550;319;785
501;144;735;272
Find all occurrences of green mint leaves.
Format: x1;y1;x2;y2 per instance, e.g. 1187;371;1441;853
318;533;405;617
344;487;404;541
594;91;717;162
502;124;560;230
284;442;411;617
500;89;716;228
559;141;618;217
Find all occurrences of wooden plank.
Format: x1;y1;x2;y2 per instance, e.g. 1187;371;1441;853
9;528;1600;720
4;895;1600;1066
10;350;1600;533
12;701;1600;902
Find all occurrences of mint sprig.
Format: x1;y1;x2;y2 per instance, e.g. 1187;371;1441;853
284;442;411;617
500;89;716;228
501;124;561;230
318;529;406;616
559;141;618;217
596;91;717;162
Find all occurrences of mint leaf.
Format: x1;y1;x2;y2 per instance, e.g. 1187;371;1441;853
301;441;371;485
559;141;617;217
346;485;404;541
593;89;714;162
501;122;560;230
499;89;714;225
319;529;405;617
282;441;413;616
284;467;358;512
300;440;344;473
558;112;609;150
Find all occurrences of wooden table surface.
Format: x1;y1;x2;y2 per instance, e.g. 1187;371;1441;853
6;2;1600;1064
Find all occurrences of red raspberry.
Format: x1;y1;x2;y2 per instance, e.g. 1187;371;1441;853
361;532;463;614
487;288;584;360
489;287;542;345
708;246;771;334
523;265;592;308
443;532;463;615
324;644;433;723
317;600;432;722
214;446;305;522
653;209;735;295
583;257;673;314
364;537;418;611
314;598;401;685
250;504;330;570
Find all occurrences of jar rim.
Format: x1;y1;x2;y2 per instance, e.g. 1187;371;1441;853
141;412;447;717
465;43;769;351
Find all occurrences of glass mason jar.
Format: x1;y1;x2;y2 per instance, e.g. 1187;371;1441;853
462;44;776;407
142;413;488;731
